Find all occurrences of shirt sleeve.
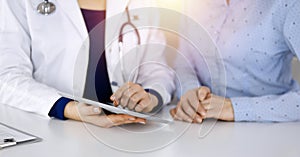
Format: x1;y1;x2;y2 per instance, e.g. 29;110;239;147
231;1;300;122
174;13;202;98
48;97;72;120
231;91;300;122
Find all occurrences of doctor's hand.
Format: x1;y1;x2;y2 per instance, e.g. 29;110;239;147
170;86;211;123
64;101;146;128
110;82;159;113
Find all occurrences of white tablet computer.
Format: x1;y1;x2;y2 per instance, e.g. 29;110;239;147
59;92;173;124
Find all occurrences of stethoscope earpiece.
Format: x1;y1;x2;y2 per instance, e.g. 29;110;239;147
37;0;56;15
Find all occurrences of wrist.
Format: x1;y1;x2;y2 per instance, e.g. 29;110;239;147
49;97;71;120
225;98;234;121
64;101;81;121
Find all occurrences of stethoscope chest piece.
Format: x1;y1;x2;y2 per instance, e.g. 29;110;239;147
37;0;56;15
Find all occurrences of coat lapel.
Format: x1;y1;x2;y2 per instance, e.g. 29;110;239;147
106;0;129;18
105;0;130;44
105;0;131;91
55;0;89;97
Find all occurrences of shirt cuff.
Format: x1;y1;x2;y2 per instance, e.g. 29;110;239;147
230;97;256;122
48;97;72;120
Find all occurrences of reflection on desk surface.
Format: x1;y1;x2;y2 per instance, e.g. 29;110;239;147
0;104;299;157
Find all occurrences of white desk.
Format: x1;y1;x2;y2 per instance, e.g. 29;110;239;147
0;104;299;157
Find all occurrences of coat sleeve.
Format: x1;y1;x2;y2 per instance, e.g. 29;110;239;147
137;28;175;106
132;1;175;106
0;0;62;117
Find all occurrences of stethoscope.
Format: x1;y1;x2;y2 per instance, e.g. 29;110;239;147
118;6;141;85
37;0;141;86
37;0;56;16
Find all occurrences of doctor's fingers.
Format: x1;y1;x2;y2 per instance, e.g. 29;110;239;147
107;115;146;127
135;93;158;113
110;82;135;106
120;84;144;109
126;90;146;110
84;114;146;128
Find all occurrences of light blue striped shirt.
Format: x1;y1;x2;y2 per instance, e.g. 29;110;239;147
177;0;300;122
